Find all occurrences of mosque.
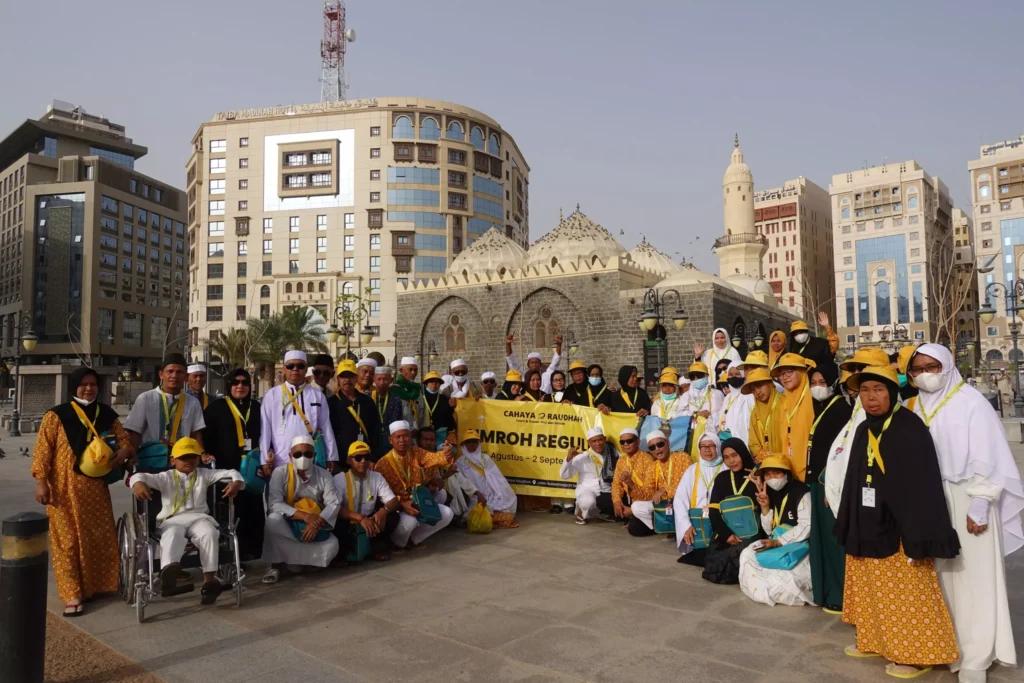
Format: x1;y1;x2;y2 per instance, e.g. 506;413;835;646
394;138;793;386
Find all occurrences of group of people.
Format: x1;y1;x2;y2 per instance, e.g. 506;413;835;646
27;316;1022;681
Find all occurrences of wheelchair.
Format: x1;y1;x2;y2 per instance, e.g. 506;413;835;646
116;480;246;623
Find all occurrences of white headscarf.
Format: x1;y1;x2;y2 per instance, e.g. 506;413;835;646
911;343;1024;554
697;431;723;469
701;327;742;368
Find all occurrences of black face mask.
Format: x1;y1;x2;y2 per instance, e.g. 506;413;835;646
728;377;745;389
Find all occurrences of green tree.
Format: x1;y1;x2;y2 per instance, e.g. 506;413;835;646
246;307;328;380
203;328;250;371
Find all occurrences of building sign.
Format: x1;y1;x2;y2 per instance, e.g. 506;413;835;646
982;137;1024;157
213;98;379;122
755;202;797;222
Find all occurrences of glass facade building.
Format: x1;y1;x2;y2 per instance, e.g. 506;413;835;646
33;193;86;343
854;235;910;326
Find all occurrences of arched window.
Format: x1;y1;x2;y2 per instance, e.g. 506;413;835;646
343;281;354;296
841;208;850;219
392;115;414;139
488;133;499;156
1012;349;1024;362
788;281;795;292
462;269;469;280
318;281;326;293
420;117;440;141
978;173;990;182
260;285;270;298
979;185;991;199
296;282;303;293
470;126;485;151
875;281;891;325
907;185;920;208
532;307;560;354
987;349;1004;361
444;314;466;353
551;257;558;267
841;198;849;205
446;121;464;141
285;283;292;293
308;281;314;292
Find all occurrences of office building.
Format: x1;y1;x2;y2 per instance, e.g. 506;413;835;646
830;160;954;350
185;97;530;360
0;101;188;416
754;176;835;323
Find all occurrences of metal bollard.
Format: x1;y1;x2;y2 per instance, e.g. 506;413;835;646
0;512;49;683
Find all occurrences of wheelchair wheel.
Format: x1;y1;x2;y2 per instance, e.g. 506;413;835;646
117;514;136;605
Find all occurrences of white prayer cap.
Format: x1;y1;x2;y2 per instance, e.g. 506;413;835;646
646;430;668;445
356;358;377;369
375;365;393;375
306;367;314;378
187;364;206;374
527;352;542;361
585;426;604;440
678;375;691;386
481;371;496;381
450;359;467;369
389;420;411;435
400;356;417;367
284;350;307;363
290;435;315;449
619;427;639;439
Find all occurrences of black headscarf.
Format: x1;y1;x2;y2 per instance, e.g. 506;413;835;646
834;374;960;560
522;369;545;401
608;365;652;413
806;375;852;484
203;368;262;470
565;364;611;407
789;332;838;385
544;370;567;402
708;438;765;544
50;367;119;461
497;378;522;400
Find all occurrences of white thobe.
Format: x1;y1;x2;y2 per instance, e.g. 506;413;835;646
333;470;395;516
259;382;338;467
123;389;205;443
680;387;723;426
559;450;609;519
738;493;813;607
824;399;864;510
650;395;687;420
718;390;754;444
699;343;742;371
674;462;723;554
444;472;479;517
128;468;242;571
263;465;340;567
457;449;517;515
507;351;561;394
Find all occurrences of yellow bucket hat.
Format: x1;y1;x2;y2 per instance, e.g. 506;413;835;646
658;371;679;385
758;454;792;472
846;365;900;391
770;353;815;378
741;367;774;395
790;320;810;333
460;429;481;443
840;347;891;371
422;371;443;383
336;359;358;377
504;370;523;383
568;361;587;372
687;361;709;377
737;351;769;370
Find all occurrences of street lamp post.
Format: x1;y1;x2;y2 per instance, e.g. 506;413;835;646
877;323;910;354
638;288;689;381
8;313;38;437
327;296;374;362
731;318;765;351
555;330;579;366
424;340;438;373
979;280;1024;417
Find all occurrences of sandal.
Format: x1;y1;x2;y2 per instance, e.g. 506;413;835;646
63;602;84;617
885;664;932;679
823;605;843;615
844;645;880;658
261;567;281;584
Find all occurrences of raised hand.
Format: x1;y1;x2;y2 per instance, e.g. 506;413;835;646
505;333;516;345
817;311;830;328
566;446;579;463
751;474;770;513
693;342;705;359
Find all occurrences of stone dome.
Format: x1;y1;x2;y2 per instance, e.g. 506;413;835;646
527;208;628;268
447;227;527;276
630;238;683;276
723;134;752;185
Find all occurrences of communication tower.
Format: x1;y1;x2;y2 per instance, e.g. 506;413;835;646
320;1;357;102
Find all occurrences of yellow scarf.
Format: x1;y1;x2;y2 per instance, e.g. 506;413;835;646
748;388;784;463
768;331;788;369
781;372;814;481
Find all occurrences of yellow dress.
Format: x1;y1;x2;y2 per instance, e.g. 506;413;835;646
31;411;131;602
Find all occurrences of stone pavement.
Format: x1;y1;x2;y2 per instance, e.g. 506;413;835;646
2;429;1024;682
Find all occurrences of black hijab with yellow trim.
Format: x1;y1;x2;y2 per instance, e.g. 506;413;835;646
203;368;262;470
50;367;119;460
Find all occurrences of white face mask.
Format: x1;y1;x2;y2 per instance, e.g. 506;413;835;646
72;396;93;406
914;372;945;393
292;455;313;472
794;332;809;344
766;475;787;491
810;386;833;401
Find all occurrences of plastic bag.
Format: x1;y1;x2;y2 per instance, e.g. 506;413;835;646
466;503;493;534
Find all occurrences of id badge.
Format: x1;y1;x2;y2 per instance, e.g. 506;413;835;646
862;487;876;508
244;438;252;450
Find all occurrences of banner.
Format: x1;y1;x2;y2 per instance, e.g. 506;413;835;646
455;400;639;497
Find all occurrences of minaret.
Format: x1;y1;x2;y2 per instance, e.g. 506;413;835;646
716;134;766;282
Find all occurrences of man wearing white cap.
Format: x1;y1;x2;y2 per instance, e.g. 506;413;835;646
372;420;456;548
612;428;657;536
392;356;422;425
441;359;475;401
505;333;563;394
355;358;377;396
560;426;618;525
186;364;210;410
262;435;341;583
259;350;340;475
479;372;499;399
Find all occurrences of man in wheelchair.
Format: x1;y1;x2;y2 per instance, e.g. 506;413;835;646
128;437;244;604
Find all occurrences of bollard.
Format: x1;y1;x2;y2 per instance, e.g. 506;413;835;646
0;512;49;683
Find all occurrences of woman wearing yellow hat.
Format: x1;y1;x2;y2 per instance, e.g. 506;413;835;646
742;367;784;464
681;361;722;462
650;371;687;420
562;363;613;414
770;353;815;482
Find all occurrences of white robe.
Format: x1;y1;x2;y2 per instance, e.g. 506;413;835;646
457;447;517;515
263;465;341;567
680;386;723;427
718;390;753;444
560;449;609;519
824;398;863;510
673;461;724;554
259;382;339;467
444;472;478;517
650;394;687;420
700;332;743;371
738;493;813;607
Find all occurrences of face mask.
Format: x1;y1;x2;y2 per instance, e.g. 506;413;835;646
588;377;602;387
293;455;313;472
728;377;745;389
425;387;437;395
691;377;709;391
766;475;787;491
660;391;676;401
703;453;723;467
794;332;809;344
455;376;467;384
810;386;833;401
914;372;945;393
553;391;564;402
897;373;908;388
72;396;93;406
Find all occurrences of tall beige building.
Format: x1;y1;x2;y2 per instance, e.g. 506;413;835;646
0;101;187;410
830;160;954;351
969;137;1024;364
754;177;835;323
186;97;529;360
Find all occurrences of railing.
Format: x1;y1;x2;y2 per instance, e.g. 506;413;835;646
713;233;767;249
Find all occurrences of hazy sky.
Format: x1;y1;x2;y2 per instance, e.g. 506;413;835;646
2;0;1020;272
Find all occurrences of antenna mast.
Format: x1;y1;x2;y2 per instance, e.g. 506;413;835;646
320;1;356;102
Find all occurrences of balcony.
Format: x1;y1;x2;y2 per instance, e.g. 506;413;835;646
395;256;411;273
713;233;768;250
393;143;413;162
417;144;438;164
234;218;250;236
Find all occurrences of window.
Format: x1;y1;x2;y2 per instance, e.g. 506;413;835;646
892;202;902;211
370;148;380;159
312;151;331;165
911;264;922;274
344;213;355;230
415;234;447;250
1002;201;1012;211
370;234;380;250
982;205;991;214
345;235;354;251
289;260;299;274
101;196;118;213
344;257;354;273
210;158;225;173
210;139;226;153
843;256;852;265
209;200;225;215
343;282;355;296
874;220;883;230
854;193;862;201
238;200;248;210
123;203;134;221
982;222;992;231
874;206;883;214
206;307;222;322
208;242;224;257
841;225;850;234
911;248;920;257
470;127;485;151
855;209;865;217
285;174;307;188
262;261;272;276
208;221;224;237
259;285;270;299
263;218;273;233
370;256;381;272
369;301;381;316
488;134;500;156
311;172;331;187
263;239;273;254
370;169;380;181
369;278;380;294
123;312;142;345
844;272;854;281
448;149;466;165
285;153;307;167
909;231;919;240
1000;168;1009;177
207;285;223;300
317;258;326;273
370;191;380;203
446;121;464;141
239;158;248;168
260;304;270;319
415;256;448;272
370;126;380;136
289;238;299;254
989;326;999;337
841;208;850;219
239;179;248;190
238;241;248;255
1001;184;1011;195
317;236;327;252
893;217;903;227
909;215;919;224
289;216;299;232
209;179;225;194
207;263;223;278
237;262;247;278
397;235;411;246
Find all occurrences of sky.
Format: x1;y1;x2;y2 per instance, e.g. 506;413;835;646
2;0;1021;272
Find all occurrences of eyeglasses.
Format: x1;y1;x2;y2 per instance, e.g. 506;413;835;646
230;379;250;387
908;363;942;377
619;438;637;446
312;369;333;377
776;368;797;379
453;370;468;376
482;379;496;384
349;455;367;463
650;441;667;449
285;363;306;371
292;449;315;457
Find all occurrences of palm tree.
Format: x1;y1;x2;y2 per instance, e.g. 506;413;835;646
203;328;250;371
246;307;328;382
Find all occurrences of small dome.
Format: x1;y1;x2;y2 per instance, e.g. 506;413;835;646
630;239;683;276
447;228;526;276
723;134;752;186
528;208;627;268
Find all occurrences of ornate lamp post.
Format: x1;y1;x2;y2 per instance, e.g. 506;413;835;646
554;330;579;365
9;312;38;437
731;319;765;350
979;280;1024;416
637;288;689;384
424;340;438;373
877;323;910;354
327;297;374;362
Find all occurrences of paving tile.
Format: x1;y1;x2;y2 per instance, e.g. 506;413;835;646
148;636;312;683
418;603;550;650
264;612;398;657
662;617;807;673
715;591;839;634
593;644;757;683
483;579;609;620
498;625;622;679
96;609;251;662
358;585;473;628
320;626;477;682
411;649;582;683
619;575;734;612
246;657;366;683
574;597;696;648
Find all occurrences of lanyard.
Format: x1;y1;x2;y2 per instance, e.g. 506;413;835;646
810;396;840;436
691;463;722;509
835;402;862;454
784;384;809;454
689;388;709;411
620;389;635;410
375;390;390;423
587;385;606;407
699;463;722;492
658;396;678;418
920;380;964;426
345;472;371;513
159;391;185;444
588;450;603;478
463;452;487;477
226;399;250;448
655;456;673;490
719;392;739;430
170;470;198;516
347;403;368;439
388;451;414;491
731;470;752;496
72;402;101;440
866;405;899;486
282;384;313;435
424;394;439;424
755;393;779;449
772;493;789;528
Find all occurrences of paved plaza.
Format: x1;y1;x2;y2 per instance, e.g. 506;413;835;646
2;430;1024;683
